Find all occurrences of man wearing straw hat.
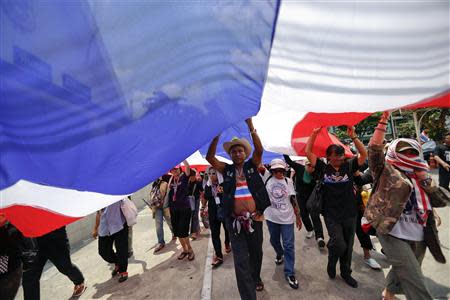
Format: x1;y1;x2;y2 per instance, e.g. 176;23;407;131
206;118;271;300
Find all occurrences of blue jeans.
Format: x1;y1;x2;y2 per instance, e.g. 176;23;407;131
266;220;295;277
154;208;165;245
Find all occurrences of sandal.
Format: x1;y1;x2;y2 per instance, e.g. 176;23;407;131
224;244;232;254
188;250;195;261
211;256;223;268
177;251;188;260
256;281;264;292
72;283;87;297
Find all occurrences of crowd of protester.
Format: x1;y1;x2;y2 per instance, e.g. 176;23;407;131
1;115;449;300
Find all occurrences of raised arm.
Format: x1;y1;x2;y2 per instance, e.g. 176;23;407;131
369;111;390;146
247;118;263;167
182;160;190;177
283;154;303;173
305;127;321;166
368;111;391;180
347;126;368;166
206;135;226;174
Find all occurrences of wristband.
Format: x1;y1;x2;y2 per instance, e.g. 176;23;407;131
378;121;388;126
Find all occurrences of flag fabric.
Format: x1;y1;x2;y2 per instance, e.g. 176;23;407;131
1;1;448;237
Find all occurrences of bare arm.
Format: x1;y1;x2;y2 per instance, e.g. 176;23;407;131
348;126;368;166
182;160;190;177
247;118;263;167
92;211;101;239
201;192;207;208
434;155;450;171
305;127;321;166
206;135;226;173
160;181;168;198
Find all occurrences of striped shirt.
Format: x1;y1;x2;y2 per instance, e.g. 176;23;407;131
234;179;256;215
235;181;253;201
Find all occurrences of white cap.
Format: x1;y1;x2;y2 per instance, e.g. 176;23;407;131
270;158;286;170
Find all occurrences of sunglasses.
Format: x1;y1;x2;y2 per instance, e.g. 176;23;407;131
272;169;285;173
208;172;217;176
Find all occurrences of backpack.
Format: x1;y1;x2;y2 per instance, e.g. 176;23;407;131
149;181;164;209
264;174;288;186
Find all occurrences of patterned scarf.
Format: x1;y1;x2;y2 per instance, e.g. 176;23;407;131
386;138;431;225
232;212;256;235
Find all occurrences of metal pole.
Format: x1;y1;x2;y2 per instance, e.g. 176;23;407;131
413;111;420;142
390;115;397;139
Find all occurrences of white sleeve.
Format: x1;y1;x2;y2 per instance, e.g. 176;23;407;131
287;178;296;196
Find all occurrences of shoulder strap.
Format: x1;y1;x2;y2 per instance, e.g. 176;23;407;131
191;181;197;196
264;174;273;186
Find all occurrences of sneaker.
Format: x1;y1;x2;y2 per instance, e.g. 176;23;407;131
364;257;381;270
154;243;165;254
317;238;326;248
306;230;314;239
341;274;358;288
72;283;87;297
275;255;284;265
118;272;128;283
286;275;299;289
111;265;119;277
327;260;336;279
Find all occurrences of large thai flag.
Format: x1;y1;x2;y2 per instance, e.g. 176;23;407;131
1;1;448;237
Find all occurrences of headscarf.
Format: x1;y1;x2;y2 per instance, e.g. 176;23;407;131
386;138;431;225
205;166;224;187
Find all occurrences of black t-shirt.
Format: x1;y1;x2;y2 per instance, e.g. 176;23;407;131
435;144;450;174
316;157;359;221
187;181;203;200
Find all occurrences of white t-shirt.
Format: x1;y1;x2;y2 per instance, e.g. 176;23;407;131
389;192;424;242
261;170;296;224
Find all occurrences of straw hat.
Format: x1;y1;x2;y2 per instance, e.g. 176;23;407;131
223;137;252;158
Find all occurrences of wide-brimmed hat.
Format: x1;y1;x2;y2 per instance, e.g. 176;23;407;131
270;158;286;170
223;137;252;158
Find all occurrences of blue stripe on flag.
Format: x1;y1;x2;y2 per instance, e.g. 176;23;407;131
0;1;279;193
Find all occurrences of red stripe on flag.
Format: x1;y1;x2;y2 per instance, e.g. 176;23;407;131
291;112;369;157
1;205;81;237
404;90;450;109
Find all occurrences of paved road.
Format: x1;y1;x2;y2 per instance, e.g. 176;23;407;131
15;177;450;299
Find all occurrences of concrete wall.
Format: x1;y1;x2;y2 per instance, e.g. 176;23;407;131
66;182;152;248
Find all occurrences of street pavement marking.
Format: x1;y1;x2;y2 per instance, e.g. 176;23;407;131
201;237;214;300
